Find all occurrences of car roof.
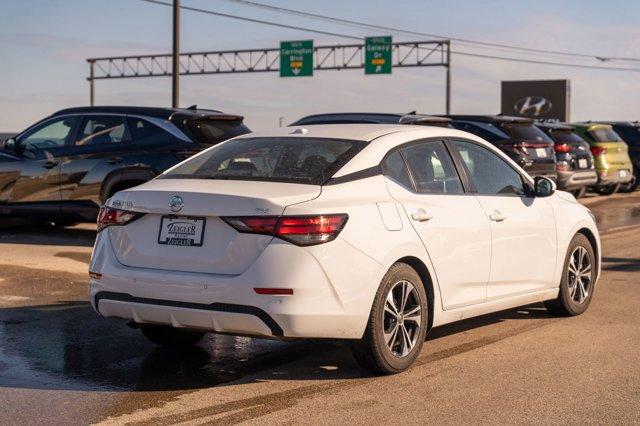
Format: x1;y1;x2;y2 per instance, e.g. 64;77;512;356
51;106;241;121
536;122;575;131
236;123;472;143
445;114;534;124
290;112;452;126
571;122;613;130
591;121;640;127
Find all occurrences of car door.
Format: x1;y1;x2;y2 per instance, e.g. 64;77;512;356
383;140;492;310
0;115;80;206
59;114;133;206
451;139;557;302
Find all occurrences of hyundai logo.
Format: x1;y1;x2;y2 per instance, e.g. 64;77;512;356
169;195;184;212
514;96;553;117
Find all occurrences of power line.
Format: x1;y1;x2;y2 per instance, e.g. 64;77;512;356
221;0;640;63
138;0;362;40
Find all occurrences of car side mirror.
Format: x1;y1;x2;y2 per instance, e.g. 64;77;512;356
2;138;16;151
534;176;556;197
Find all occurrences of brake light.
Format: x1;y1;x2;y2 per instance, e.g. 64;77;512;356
590;146;606;156
554;144;572;153
97;206;142;233
222;214;348;246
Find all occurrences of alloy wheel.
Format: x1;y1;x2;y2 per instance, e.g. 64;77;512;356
567;246;592;304
382;280;422;357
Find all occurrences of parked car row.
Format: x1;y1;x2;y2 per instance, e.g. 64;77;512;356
0;107;637;225
293;113;638;197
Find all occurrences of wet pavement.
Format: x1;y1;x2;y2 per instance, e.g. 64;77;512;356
0;190;639;424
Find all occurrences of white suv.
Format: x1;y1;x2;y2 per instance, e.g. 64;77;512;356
89;124;600;374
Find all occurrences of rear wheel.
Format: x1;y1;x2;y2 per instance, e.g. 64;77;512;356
593;183;619;196
544;234;596;316
618;167;638;193
140;325;206;347
351;263;428;374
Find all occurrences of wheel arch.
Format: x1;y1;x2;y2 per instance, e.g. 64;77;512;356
396;255;435;334
100;167;157;203
576;227;600;280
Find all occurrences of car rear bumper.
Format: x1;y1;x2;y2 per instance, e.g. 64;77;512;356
89;231;380;339
556;170;598;190
595;168;633;186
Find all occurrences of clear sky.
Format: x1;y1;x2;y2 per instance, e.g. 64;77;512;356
0;0;639;132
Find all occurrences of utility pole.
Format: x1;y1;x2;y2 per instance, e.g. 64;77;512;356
172;0;180;108
445;40;451;115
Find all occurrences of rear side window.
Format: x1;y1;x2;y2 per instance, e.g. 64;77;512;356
401;141;463;194
382;151;413;189
162;137;365;185
128;118;164;140
76;116;128;146
183;119;250;145
453;140;526;196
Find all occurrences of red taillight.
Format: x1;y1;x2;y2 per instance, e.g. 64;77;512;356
590;146;606;156
97;206;142;233
254;288;294;296
222;214;348;246
554;144;572;153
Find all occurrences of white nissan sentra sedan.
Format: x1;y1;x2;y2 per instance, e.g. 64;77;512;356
89;124;600;374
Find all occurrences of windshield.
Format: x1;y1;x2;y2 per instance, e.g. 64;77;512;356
181;118;251;145
548;130;586;145
162;137;366;185
501;123;554;145
588;127;624;142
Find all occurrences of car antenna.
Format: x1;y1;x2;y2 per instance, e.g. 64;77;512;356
407;110;417;115
186;105;197;110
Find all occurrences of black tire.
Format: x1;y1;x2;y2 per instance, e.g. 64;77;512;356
618;167;638;193
571;187;587;199
351;263;428;374
593;183;619;196
544;233;596;316
140;325;206;347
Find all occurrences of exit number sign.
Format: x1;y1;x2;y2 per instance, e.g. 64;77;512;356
365;36;392;75
280;40;314;77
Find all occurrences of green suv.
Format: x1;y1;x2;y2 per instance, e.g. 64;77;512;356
572;122;633;195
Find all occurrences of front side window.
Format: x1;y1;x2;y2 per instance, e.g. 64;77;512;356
76;116;127;146
19;116;79;150
453;140;526;196
162;137;365;185
401;141;463;194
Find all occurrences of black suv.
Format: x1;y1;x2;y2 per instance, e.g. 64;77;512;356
536;123;597;197
290;112;453;127
0;106;250;224
445;115;557;180
596;121;639;192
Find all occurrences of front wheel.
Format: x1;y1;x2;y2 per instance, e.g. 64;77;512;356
140;325;206;347
351;263;428;374
544;234;596;316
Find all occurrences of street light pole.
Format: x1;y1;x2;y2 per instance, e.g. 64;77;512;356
172;0;180;108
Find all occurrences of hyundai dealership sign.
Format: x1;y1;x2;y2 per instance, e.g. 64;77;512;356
501;79;570;121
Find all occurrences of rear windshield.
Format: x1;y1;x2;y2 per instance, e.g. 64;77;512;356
162;137;366;185
181;119;251;145
588;127;624;142
501;123;554;145
548;129;585;145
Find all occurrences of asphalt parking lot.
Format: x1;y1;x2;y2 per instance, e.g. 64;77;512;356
1;192;639;425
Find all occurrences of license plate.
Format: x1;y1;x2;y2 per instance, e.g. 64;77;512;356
578;159;588;169
158;216;206;246
620;170;628;178
536;148;547;158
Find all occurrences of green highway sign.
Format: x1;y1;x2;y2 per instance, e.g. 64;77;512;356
280;40;314;77
365;36;393;75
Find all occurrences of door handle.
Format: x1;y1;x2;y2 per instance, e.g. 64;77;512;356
106;157;123;165
489;210;507;222
42;160;58;169
411;209;433;222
